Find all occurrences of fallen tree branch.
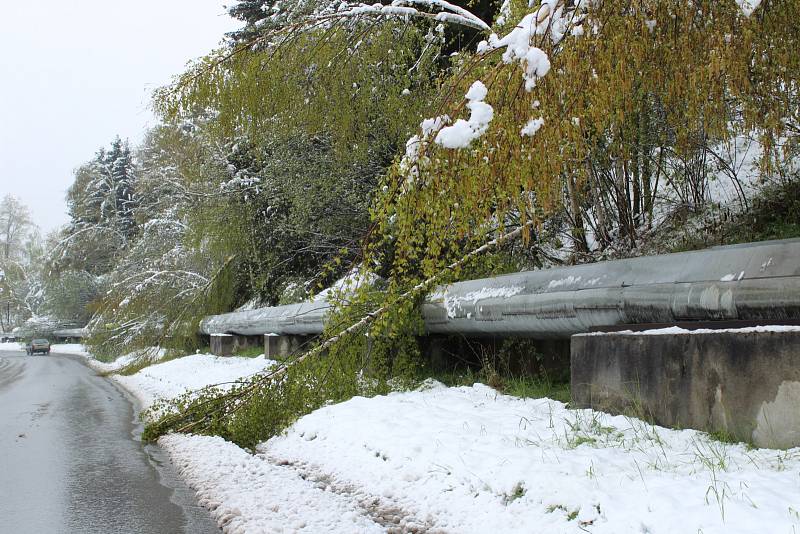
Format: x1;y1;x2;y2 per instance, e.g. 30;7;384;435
151;220;534;437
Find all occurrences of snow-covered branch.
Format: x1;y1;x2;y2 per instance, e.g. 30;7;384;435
320;1;490;32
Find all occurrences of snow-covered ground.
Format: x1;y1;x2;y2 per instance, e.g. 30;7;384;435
114;353;274;409
84;352;140;374
0;341;23;351
71;348;797;533
51;343;90;355
156;387;800;532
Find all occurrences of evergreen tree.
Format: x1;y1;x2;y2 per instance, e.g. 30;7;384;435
57;137;138;274
104;137;137;241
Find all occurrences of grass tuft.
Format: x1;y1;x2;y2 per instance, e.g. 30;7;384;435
503;482;526;504
234;345;266;358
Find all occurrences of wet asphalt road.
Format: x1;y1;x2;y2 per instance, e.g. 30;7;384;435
0;350;219;534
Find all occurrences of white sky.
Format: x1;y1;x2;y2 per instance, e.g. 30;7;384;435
0;0;239;234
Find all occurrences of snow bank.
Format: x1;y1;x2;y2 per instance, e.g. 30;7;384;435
51;343;89;356
161;383;800;533
115;353;276;411
160;435;386;534
83;351;144;374
257;383;800;533
60;346;153;374
0;342;88;355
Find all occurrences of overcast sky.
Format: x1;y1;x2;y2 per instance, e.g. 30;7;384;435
0;1;239;235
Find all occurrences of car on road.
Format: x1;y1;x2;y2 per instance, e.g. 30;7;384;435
26;339;51;355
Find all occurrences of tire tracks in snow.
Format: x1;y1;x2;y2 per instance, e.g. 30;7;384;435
260;452;446;534
161;434;396;533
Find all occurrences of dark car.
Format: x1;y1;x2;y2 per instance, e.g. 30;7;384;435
26;339;51;355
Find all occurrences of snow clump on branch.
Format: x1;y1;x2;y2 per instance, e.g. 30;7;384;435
399;0;591;176
398;115;449;181
521;117;544;137
496;0;513;25
434;81;494;149
477;6;557;90
736;0;762;16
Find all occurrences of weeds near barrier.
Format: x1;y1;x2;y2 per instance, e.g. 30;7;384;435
693;437;731;472
704;468;731;521
233;345;265;358
435;368;570;404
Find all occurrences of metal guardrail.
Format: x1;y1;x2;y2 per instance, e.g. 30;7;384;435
200;238;800;339
52;328;89;339
200;300;330;337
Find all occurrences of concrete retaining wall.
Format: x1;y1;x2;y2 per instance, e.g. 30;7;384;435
571;328;800;449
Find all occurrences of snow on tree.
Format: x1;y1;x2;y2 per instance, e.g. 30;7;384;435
84;123;239;355
54;137;138;275
372;0;800;280
0;197;45;333
0;195;33;261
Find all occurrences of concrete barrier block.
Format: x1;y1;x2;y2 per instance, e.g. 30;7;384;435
571;327;800;449
210;334;236;356
265;335;293;359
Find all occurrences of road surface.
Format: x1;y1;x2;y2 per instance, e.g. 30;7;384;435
0;349;219;533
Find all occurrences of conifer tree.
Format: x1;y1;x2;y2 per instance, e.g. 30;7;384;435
105;137;137;241
57;137;138;275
